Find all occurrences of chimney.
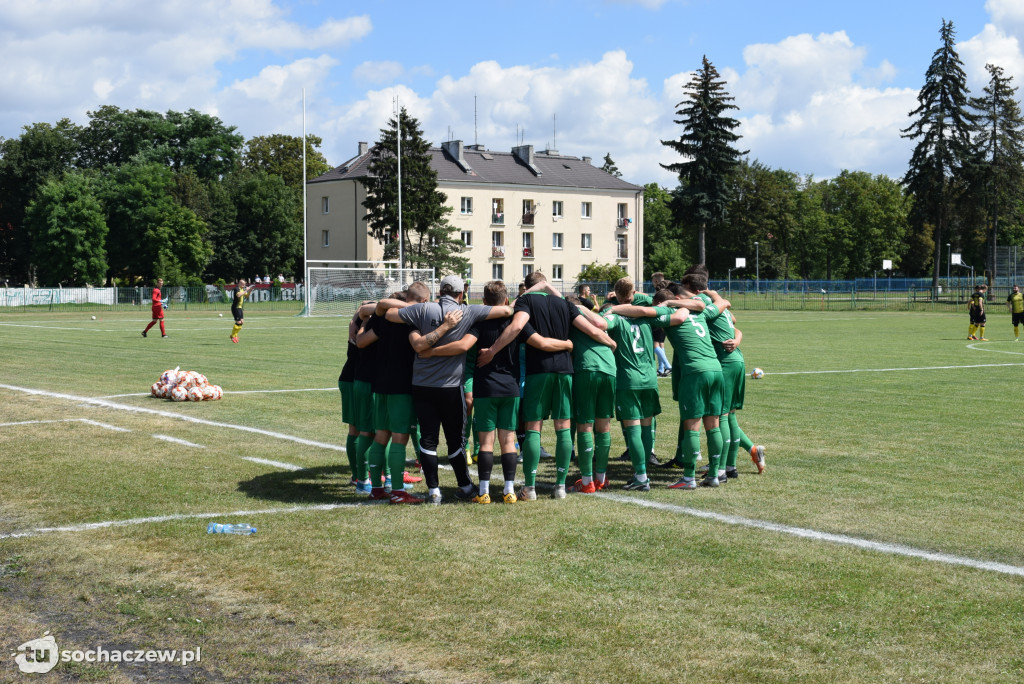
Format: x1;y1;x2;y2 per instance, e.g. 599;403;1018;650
513;145;542;176
358;141;368;156
582;156;592;164
441;140;473;173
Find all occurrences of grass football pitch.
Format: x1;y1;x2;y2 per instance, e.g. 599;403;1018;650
0;308;1022;682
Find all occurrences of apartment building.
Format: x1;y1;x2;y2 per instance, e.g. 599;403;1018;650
307;140;644;286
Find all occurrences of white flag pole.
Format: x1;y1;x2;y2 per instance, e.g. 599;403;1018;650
302;88;309;316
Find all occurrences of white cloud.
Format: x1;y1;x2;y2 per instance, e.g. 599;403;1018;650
0;1;369;142
353;61;406;84
959;23;1024;87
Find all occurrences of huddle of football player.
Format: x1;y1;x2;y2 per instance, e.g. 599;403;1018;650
338;267;764;504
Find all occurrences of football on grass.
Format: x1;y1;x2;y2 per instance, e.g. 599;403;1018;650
751;367;765;379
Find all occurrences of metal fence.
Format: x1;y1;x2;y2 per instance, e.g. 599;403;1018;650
0;284;305;313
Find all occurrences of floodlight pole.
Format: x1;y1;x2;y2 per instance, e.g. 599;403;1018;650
754;241;760;294
396;99;404;270
947;243;951;283
727;267;733;296
302;88;309;317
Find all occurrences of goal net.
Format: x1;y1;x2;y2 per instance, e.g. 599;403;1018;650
304;265;436;317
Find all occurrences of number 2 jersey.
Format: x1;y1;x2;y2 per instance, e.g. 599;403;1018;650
602;312;660;390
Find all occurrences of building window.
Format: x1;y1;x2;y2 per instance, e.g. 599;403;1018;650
552;232;563;250
616;234;628;259
617;202;629;227
492;231;505;258
522;199;535;225
523;264;533;279
581;201;592;218
321;197;329;214
581;233;592;250
321;230;329;247
522;232;533;258
552;200;563;218
465;264;473;279
552;265;563;281
492;263;504;280
461;197;473;215
461;230;473;247
492;198;504;224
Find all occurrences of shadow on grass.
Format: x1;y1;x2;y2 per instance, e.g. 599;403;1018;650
238;465;359;505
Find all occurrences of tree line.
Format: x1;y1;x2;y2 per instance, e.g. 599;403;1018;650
0;105;329;286
645;19;1024;286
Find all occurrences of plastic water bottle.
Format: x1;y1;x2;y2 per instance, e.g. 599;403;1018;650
206;522;256;535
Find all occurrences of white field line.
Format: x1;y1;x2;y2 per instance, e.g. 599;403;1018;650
966;341;1024;356
0;418;129;432
99;388;337;399
0;503;358;541
242;457;304;471
153;434;205;448
597;494;1024;578
766;362;1024;376
0;383;347;453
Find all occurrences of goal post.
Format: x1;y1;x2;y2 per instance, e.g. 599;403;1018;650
302;262;436;317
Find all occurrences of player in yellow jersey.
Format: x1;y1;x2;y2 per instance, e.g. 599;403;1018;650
968;285;987;340
230;278;257;343
1007;284;1024;341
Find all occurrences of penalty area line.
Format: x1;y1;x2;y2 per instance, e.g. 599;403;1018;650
597;494;1024;578
0;503;359;541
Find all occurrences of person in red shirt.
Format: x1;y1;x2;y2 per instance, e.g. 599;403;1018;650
142;278;167;338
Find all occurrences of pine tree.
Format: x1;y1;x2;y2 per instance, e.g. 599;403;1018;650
969;63;1024;282
360;108;467;274
600;153;622;178
902;19;976;297
661;56;745;265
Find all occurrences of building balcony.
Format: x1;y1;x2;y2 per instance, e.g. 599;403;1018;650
522;212;535;226
491;246;506;258
492;213;505;225
617;218;631;228
522;247;533;258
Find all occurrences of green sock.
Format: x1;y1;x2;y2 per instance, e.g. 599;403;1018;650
577;430;595;477
706;427;723;478
523;430;541;487
623;424;646;476
594;430;611;475
731;414;754;452
554;428;573;485
683;429;701;478
368;441;387;487
346;433;359;480
641;423;654;460
355;434;374;481
719;414;734;469
650;416;657;450
388;442;407;491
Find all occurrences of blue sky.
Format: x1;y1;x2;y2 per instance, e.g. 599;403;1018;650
1;1;1017;185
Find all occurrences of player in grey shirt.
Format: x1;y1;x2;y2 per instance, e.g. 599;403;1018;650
383;275;512;503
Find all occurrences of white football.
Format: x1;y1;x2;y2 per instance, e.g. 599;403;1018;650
201;385;216;400
170;386;188;402
194;373;208;387
218;313;223;317
211;385;223;400
91;315;96;320
187;387;204;402
751;367;765;379
150;382;162;397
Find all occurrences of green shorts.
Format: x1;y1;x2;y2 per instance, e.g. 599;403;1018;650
463;375;473;395
351;380;375;432
572;370;616;424
373;393;416;434
721;362;746;412
614;387;662;422
522;372;573;422
339;379;354;424
473;396;519;432
678;371;724;420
